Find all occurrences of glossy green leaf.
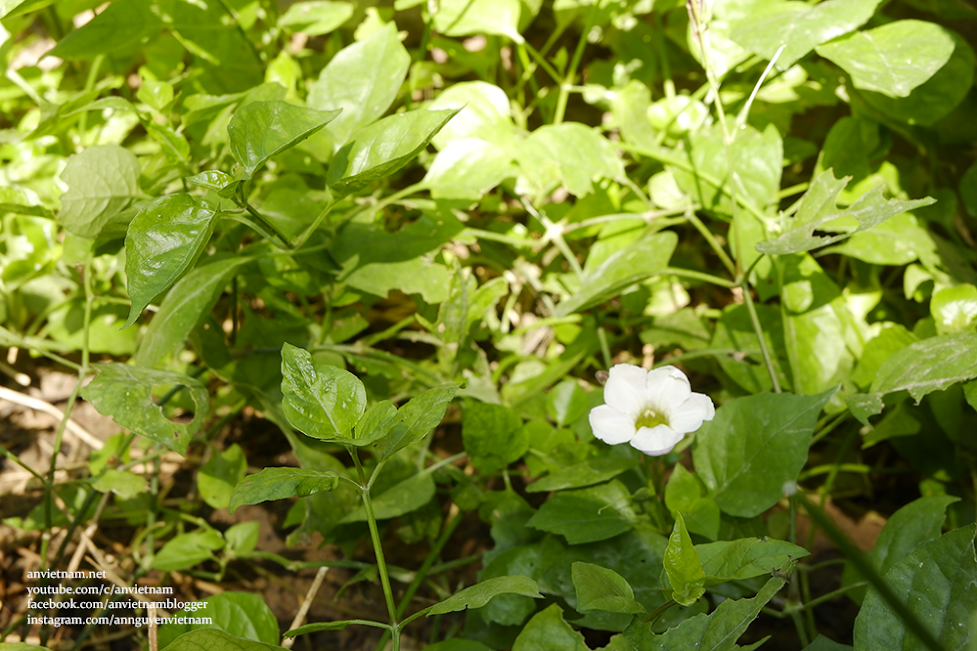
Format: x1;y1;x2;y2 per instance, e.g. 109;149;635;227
664;513;706;606
229;467;340;514
280;342;366;441
693;389;836;518
756;170;935;255
433;0;524;43
624;577;786;650
153;528;224;572
526;480;636;544
159;592;279;648
854;524;977;651
516;122;624;198
307;23;410;148
697;538;809;585
58;145;141;239
91;469;146;499
572;562;645;615
729;0;881;68
198;444;247;510
341;471;435;522
557;232;678;316
931;284;977;334
166;629;286;651
224;521;259;555
428;575;543;615
124;194;218;327
824;213;934;266
184;170;242;198
81;364;209;456
527;458;637;493
511;604;590;651
48;0;163;59
671;123;782;215
847;333;977;425
816;21;955;98
462;401;528;473
372;383;461;458
850;325;917;389
228;100;340;177
134;256;252;369
860;32;975;126
327;109;459;194
279;1;354;35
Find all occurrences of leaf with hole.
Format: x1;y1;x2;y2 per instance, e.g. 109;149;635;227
81;364;209;456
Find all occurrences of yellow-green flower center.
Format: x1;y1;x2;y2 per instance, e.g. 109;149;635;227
635;408;668;430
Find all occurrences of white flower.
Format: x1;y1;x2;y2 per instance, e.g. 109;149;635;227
589;364;715;456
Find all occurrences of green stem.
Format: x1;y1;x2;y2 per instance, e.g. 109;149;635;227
666;267;736;288
741;277;781;393
351;450;400;650
245;202;292;248
554;3;598;125
687;212;736;277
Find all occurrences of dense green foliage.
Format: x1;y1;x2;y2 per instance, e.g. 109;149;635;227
2;0;977;650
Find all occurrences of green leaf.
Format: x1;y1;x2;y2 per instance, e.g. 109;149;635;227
557;232;678;316
198;444;247;510
511;604;590;651
428;575;543;615
280;342;366;441
847;332;977;425
279;1;354;36
0;643;53;651
572;562;646;615
424;139;516;201
229;467;340;514
664;464;720;540
372;383;461;458
624;577;786;650
58;145;141;239
91;469;146;499
664;513;706;606
859;32;975;127
159;592;280;648
47;0;163;59
153;528;224;572
124;194;218;327
671;123;783;215
341;471;435;522
427;81;514;149
816;21;955;98
329;214;463;303
843;495;958;602
697;538;810;585
931;284;977;334
710;304;791;394
134;256;252;369
462;401;528;473
693;389;836;518
526;480;636;544
960;161;977;218
327;109;459;194
516;122;624;198
81;364;209;456
308;23;411;149
527;458;637;494
729;0;881;69
425;641;493;651
854;524;977;651
165;629;286;651
756;170;935;256
824;213;934;266
802;637;853;651
228;100;340;177
184;170;243;198
224;521;259;555
433;0;525;43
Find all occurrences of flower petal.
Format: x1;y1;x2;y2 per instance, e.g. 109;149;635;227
667;393;716;434
604;363;651;418
645;365;691;414
630;424;683;456
589;405;637;445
